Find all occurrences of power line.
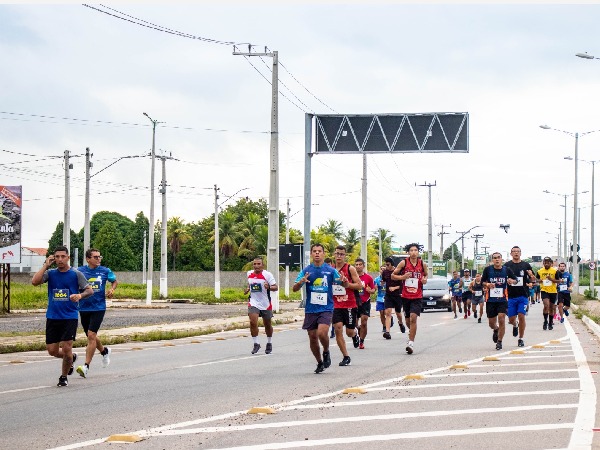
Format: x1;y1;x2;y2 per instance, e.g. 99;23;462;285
279;60;338;114
259;56;314;113
0;148;63;158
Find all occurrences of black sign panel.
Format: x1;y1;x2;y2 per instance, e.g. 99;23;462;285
279;244;303;266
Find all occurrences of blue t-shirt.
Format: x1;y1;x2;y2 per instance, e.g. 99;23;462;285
42;268;89;320
448;278;461;296
557;271;573;293
77;265;117;311
374;276;385;302
295;263;340;313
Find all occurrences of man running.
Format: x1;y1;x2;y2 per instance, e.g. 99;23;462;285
243;257;278;354
504;246;535;347
556;262;573;323
469;272;485;323
354;258;375;349
31;246;93;387
448;271;462;319
331;246;363;366
481;252;517;351
293;243;345;373
76;248;118;378
536;257;559;330
392;243;428;354
460;269;473;319
374;266;388;332
382;257;405;339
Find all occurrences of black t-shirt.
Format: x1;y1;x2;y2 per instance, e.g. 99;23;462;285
504;260;534;299
381;269;402;297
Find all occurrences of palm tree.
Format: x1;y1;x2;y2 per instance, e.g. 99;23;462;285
344;228;360;254
167;217;190;270
237;212;266;260
210;211;240;259
369;228;394;258
318;219;344;240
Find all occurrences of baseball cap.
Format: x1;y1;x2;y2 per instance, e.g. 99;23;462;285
464;269;470;272
543;257;552;262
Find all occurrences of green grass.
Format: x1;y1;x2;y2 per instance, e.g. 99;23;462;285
3;282;302;311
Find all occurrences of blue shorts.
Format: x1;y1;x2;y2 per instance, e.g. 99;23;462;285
376;301;385;311
508;296;528;317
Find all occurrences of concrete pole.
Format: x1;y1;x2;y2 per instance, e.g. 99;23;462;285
378;231;382;267
573;133;580;292
591;162;595;296
559;222;562;259
361;153;367;262
143;113;158;305
73;248;79;269
142;230;147;284
451;244;455;273
159;155;168;299
285;199;290;298
63;150;71;252
303;113;313;269
84;147;91;252
563;195;568;264
461;235;465;270
214;184;220;299
418;182;436;268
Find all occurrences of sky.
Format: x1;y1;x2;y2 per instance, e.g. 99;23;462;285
2;2;600;263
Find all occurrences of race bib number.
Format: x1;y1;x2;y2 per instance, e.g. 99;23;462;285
52;289;69;301
405;278;418;288
332;285;346;296
542;279;552;287
514;277;523;287
250;283;263;293
559;285;568;292
475;290;483;297
490;288;503;298
311;292;327;305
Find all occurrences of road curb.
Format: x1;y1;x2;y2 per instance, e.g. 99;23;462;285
572;303;600;339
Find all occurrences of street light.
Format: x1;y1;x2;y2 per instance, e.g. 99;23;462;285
544;218;562;259
543;190;569;259
540;124;600;293
576;52;599;60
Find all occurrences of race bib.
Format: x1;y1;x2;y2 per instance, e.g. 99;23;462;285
52;288;69;301
559;285;568;292
474;290;483;297
490;288;503;298
514;277;523;287
311;292;327;305
405;278;418;288
542;279;552;287
250;283;263;292
332;285;346;296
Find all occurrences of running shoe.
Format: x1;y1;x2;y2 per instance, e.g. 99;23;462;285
330;328;335;338
468;309;471;317
383;331;391;340
464;314;467;319
492;328;498;343
101;347;111;368
352;332;360;348
454;314;458;319
458;306;462;313
496;341;502;351
359;339;364;350
382;326;386;333
323;351;331;368
57;375;68;387
478;318;482;323
564;308;570;316
548;323;554;330
314;362;325;374
406;341;414;355
391;317;394;328
513;325;518;337
399;324;406;333
251;343;261;354
265;343;273;354
474;310;477;319
339;356;351;366
76;364;88;378
560;317;564;324
68;353;77;376
518;339;524;347
543;321;548;330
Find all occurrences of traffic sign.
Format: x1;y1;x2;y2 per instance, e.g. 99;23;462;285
569;255;582;263
590;262;596;270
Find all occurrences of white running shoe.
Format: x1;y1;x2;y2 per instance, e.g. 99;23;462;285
101;348;111;368
406;341;414;354
76;365;88;378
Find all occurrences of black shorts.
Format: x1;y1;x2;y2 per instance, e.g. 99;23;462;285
46;318;78;344
332;308;358;329
541;291;558;304
402;298;422;318
486;301;508;319
357;301;371;317
79;310;106;334
384;294;403;312
462;291;472;301
557;292;571;307
302;311;333;331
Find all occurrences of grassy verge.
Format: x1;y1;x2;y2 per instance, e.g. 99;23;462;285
4;282;303;310
571;294;600;323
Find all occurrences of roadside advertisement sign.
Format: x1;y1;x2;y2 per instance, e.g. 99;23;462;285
431;260;447;277
474;253;487;266
0;186;22;264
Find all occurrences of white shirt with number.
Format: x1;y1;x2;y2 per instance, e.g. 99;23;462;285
247;270;277;310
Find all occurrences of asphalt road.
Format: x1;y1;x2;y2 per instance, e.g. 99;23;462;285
1;305;600;450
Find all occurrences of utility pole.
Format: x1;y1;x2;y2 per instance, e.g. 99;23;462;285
142;230;147;285
84;147;92;251
378;231;383;267
214;184;220;299
417;181;436;269
233;45;279;306
285;199;290;298
438;224;451;258
143;112;162;305
361;154;367;262
158;151;174;299
591;161;596;297
63;150;72;252
472;234;484;268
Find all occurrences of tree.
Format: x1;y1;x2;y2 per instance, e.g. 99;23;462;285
237;212;266;260
47;222;83;265
368;228;394;259
128;211;149;270
344;228;360;254
318;219;344;240
211;211;240;259
167;217;190;270
89;211;134;245
443;243;462;269
92;223;137;271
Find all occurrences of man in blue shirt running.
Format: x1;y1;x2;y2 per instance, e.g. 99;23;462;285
76;248;118;378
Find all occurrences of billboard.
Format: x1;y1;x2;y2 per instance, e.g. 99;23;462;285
431;260;447;277
0;186;22;264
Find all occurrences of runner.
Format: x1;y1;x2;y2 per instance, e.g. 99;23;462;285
469;272;485;323
354;258;375;349
504;246;535;347
392;243;428;354
243;257;278;354
556;262;573;323
534;278;541;303
332;245;363;366
536;257;559;330
481;252;517;351
31;246;93;387
293;243;345;374
382;257;406;339
448;271;462;319
374;266;387;332
460;269;473;319
528;278;536;306
76;248;118;378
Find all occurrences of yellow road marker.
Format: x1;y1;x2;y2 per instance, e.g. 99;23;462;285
510;350;525;355
9;360;25;364
131;347;143;351
483;356;499;361
404;374;425;380
106;434;144;443
532;345;545;349
550;340;562;344
162;343;175;347
216;337;226;341
342;387;367;394
248;407;276;414
450;364;468;370
190;340;202;344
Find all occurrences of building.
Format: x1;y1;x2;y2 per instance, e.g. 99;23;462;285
9;247;47;273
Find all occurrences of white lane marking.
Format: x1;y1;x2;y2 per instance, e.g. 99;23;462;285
565;318;597;448
426;368;578;378
368;377;579;391
525;349;573;353
429;322;447;327
468;361;573;368
151;403;578;436
282;389;580;411
179;354;268;369
0;385;50;395
494;355;574;360
207;423;575;450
